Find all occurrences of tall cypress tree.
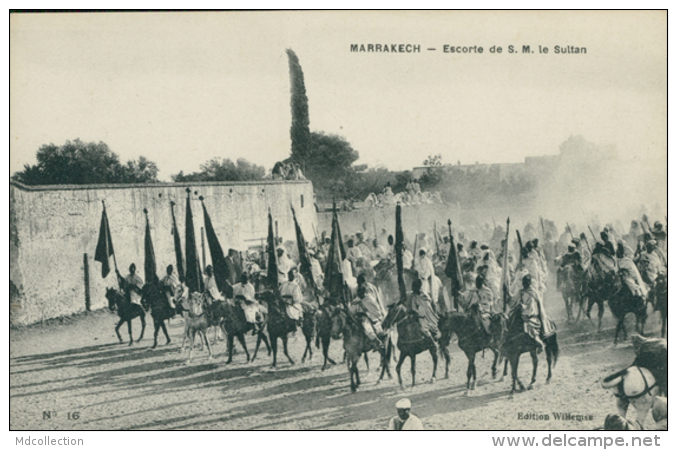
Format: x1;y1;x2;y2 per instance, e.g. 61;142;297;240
286;49;311;169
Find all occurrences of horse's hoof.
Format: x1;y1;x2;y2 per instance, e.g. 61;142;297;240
225;360;233;365
528;384;534;391
129;341;134;346
430;377;436;384
546;378;551;385
166;339;171;345
151;345;157;350
499;376;505;383
508;393;515;400
118;340;124;344
464;390;470;396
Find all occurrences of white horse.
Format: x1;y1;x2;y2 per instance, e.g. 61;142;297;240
601;365;661;427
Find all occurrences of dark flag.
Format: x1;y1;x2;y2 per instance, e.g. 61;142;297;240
395;204;407;303
184;189;204;293
334;201;346;260
170;201;185;282
201;197;230;294
445;220;464;309
266;209;279;292
501;218;511;312
94;201;116;278
143;208;159;285
291;205;317;295
323;206;349;305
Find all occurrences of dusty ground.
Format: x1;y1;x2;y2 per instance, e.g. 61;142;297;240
10;275;664;430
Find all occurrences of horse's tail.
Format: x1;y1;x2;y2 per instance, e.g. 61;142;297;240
546;334;559;368
601;367;629;389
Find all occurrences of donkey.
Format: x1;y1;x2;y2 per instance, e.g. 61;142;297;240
106;287;146;346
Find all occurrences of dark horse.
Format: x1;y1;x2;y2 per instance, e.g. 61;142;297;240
106;287;146;345
219;298;271;364
438;308;501;395
491;304;559;398
140;283;175;349
331;307;392;392
560;265;585;322
383;303;441;388
258;290;314;368
607;272;648;344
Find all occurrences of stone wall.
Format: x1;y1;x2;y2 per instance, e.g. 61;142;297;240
10;180;316;325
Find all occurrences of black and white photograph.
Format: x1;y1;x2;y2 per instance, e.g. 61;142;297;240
9;10;668;434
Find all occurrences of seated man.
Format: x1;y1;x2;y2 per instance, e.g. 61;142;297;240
118;263;143;307
160;264;180;309
280;270;304;324
232;273;262;333
203;265;224;305
409;278;440;341
464;275;494;335
350;284;386;351
556;244;583;290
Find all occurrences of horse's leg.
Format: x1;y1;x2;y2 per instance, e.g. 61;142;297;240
614;317;623;345
350;359;359;393
203;329;213;360
237;333;250;363
429;345;438;384
355;356;362;389
396;352;406;388
187;329;195;363
115;320;124;344
137;313;146;342
127;320;134;346
442;345;451;379
301;338;309;363
545;339;553;384
491;349;498;379
500;358;509;382
508;354;519;399
282;336;295;366
321;336;335;371
152;320;160;349
597;301;604;332
226;334;235;364
528;350;538;390
464;351;474;395
252;329;262;362
270;335;278;368
363;353;370;372
161;321;171;345
409;353;417;388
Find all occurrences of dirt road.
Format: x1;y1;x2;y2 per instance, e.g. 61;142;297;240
10;280;663;430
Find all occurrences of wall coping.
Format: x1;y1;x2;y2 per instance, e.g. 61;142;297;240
9;179;312;192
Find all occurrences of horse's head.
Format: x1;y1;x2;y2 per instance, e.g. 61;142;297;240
382;302;407;330
489;313;509;349
187;292;205;317
105;287;123;311
330;307;347;339
140;283;160;312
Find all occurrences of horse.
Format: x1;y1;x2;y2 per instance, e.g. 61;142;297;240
383;303;441;388
140;283;175;349
601;366;661;427
178;292;213;363
652;273;667;337
330;306;392;392
492;304;559;398
438;308;501;394
607;273;648;344
584;266;620;331
559;265;585;322
219;297;271;364
105;287;146;346
257;290;313;368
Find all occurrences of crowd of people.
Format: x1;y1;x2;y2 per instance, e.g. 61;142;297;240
363;180;444;209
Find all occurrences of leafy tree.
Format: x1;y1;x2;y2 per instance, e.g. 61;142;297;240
287;49;311;169
171;157;265;182
304;131;360;197
11;139;159;185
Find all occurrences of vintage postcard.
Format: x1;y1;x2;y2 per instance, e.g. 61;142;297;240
9;10;667;437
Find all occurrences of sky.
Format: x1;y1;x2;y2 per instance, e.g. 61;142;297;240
10;11;667;181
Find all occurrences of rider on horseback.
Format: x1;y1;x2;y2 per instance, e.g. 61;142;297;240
407;279;440;342
350;284;386;351
556;244;583;291
159;264;180;310
233;272;263;333
616;241;648;299
280;269;304;325
514;274;552;354
117;263;143;306
462;275;495;337
204;265;224;305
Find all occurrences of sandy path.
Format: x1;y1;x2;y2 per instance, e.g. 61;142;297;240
10;276;664;430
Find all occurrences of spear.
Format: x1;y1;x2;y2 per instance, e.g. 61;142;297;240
516;229;524;266
566;222;575;241
502;217;511;312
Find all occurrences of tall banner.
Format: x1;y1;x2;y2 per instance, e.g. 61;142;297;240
501;218;511;312
266;209;279;292
94;201;116;279
291;205;317;294
143;208;159;285
201;198;230;293
170;200;185;282
444;220;464;309
184;189;204;293
395;204;407;303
